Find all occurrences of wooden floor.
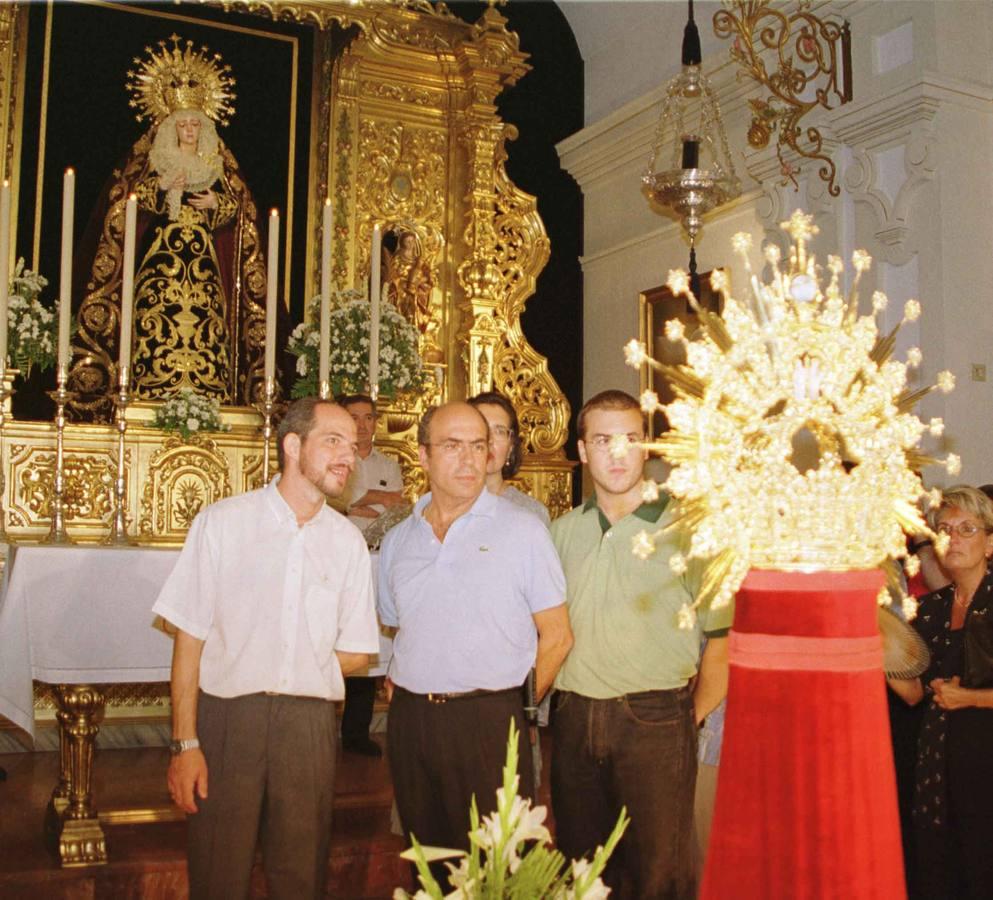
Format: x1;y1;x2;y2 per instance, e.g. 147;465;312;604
0;734;414;899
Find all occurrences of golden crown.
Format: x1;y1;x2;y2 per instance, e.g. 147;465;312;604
624;211;955;625
126;34;236;126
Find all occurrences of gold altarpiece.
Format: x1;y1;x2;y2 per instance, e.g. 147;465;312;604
0;2;573;546
0;0;574;851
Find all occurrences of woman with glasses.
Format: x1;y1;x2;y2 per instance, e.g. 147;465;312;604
889;485;993;899
468;392;550;526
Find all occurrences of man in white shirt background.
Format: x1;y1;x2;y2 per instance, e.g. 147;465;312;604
341;393;405;533
339;393;405;756
153;397;380;900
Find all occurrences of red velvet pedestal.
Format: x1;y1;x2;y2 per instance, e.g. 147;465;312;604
700;569;906;900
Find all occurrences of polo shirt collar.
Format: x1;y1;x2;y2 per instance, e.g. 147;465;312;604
414;486;497;522
583;489;669;533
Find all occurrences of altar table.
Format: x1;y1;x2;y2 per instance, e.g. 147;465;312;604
0;543;389;867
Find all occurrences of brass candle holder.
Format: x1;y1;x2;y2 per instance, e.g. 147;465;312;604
0;366;15;542
44;364;76;544
318;378;331;401
105;364;134;545
258;376;276;484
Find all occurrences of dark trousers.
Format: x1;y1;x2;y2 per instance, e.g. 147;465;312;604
342;675;377;742
387;687;533;861
187;691;337;900
551;688;697;900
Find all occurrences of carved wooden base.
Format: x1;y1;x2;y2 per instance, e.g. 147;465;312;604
49;684;107;866
58;816;108;868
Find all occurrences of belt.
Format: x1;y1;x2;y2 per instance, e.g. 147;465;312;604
557;685;691;701
395;685;520;705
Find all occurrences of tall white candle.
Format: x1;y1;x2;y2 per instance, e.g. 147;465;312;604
0;180;10;375
265;209;279;385
318;199;332;395
57;168;75;376
118;194;138;379
369;224;382;397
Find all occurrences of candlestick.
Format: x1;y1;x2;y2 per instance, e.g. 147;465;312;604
319;199;332;398
258;376;276;484
44;365;76;544
105;365;134;545
0;180;10;377
57;168;75;374
265;209;279;384
369;224;382;400
0;369;14;542
118;194;137;375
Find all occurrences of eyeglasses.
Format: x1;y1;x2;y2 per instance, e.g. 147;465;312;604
489;425;513;440
427;440;490;457
936;522;990;539
585;433;644;453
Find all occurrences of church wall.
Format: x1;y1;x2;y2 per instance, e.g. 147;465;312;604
559;0;993;487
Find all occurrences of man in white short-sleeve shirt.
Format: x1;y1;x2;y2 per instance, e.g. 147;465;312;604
340;393;405;534
153;398;379;900
338;393;404;757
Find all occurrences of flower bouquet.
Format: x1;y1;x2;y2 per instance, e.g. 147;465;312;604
287;289;432;400
395;721;628;900
7;259;58;378
152;388;228;441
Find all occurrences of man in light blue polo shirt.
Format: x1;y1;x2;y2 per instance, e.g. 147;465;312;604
378;400;572;862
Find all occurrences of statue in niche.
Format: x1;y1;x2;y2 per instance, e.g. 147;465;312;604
70;35;274;418
383;228;442;363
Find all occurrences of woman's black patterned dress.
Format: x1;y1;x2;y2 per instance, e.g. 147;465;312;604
911;574;993;899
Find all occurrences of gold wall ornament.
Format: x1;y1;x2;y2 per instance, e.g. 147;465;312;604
713;0;853;196
138;435;232;542
13;446;115;527
626;211;955;626
489;127;569;457
0;2;571;510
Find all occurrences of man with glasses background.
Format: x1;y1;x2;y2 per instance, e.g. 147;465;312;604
377;401;573;872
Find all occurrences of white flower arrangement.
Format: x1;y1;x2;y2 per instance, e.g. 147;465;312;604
7;258;58;378
152;388;227;441
395;721;628;900
287;289;431;399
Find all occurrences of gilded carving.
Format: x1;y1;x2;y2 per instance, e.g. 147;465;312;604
489;127;568;455
242;452;269;493
332;105;354;287
35;682;171;711
138;436;231;543
360;79;445;109
11;445;116;526
373;20;452;52
358;119;446;226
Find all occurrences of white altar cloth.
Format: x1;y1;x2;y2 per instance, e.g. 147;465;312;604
0;544;391;741
0;545;179;739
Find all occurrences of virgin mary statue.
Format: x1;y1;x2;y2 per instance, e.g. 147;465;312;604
69;36;275;418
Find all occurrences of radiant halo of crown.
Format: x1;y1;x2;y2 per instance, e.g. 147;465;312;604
624;210;957;626
126;34;236;126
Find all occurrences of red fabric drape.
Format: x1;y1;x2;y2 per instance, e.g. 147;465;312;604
701;569;906;900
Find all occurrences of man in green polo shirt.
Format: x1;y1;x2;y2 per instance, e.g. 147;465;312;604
550;389;730;900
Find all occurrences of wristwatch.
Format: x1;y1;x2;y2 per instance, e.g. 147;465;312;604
169;738;200;756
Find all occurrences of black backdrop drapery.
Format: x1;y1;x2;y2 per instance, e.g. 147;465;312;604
15;1;316;418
